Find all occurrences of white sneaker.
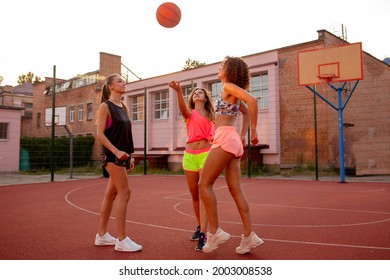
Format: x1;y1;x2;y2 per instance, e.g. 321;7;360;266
95;232;117;246
203;228;231;253
235;231;264;254
115;237;142;252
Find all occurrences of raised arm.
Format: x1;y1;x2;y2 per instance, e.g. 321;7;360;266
168;80;191;119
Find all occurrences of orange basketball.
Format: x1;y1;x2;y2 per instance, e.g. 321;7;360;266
156;2;181;28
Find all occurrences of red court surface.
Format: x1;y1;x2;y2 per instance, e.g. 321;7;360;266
0;175;389;260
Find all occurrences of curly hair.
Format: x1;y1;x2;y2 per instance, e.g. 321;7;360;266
221;56;250;90
187;87;215;122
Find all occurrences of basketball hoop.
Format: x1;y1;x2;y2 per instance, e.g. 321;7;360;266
297;42;363;86
45;121;59;127
318;74;336;83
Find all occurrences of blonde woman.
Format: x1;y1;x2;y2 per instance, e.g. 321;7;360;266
95;74;141;252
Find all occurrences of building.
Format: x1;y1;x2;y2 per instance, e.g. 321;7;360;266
0;83;33;137
0;106;23;172
0;83;34;173
124;51;277;171
277;30;389;175
20;29;389;175
123;30;390;175
30;52;122;164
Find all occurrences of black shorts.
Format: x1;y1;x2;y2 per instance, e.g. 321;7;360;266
102;154;131;169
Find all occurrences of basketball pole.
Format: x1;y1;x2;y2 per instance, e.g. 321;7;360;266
306;80;359;183
50;65;56;182
143;87;147;175
313;85;319;181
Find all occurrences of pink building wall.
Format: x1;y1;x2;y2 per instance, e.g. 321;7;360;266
0;107;22;173
124;51;279;170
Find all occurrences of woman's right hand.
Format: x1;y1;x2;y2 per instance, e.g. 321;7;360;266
114;150;130;160
168;80;181;92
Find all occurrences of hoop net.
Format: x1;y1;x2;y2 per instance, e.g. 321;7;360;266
318;74;336;83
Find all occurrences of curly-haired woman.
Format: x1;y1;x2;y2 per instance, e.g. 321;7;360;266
199;56;264;254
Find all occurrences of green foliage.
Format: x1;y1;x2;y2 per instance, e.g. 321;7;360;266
17;72;42;84
20;135;94;170
240;160;268;177
182;59;206;70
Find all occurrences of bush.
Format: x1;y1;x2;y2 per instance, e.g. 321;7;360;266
20;135;94;170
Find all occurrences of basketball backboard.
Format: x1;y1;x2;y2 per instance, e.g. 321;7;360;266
298;42;363;86
45;106;66;126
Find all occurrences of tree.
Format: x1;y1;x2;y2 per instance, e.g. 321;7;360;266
17;72;41;84
182;59;206;70
0;75;3;85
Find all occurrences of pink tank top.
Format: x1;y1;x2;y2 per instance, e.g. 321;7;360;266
186;110;215;144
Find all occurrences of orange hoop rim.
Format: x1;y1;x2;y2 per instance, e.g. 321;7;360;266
318;74;336;83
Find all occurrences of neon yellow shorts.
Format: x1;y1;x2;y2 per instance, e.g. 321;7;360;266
182;147;210;172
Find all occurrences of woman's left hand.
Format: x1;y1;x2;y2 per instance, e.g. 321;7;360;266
127;158;135;173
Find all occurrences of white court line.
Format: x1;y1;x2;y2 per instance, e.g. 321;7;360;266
166;185;390;228
64;184;390;251
172;199;390;228
241;181;388;193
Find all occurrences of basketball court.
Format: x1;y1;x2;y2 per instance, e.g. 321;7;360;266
0;175;389;260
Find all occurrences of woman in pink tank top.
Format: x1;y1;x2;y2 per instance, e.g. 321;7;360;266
168;81;215;251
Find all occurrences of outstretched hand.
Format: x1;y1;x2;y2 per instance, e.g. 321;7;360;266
168;80;181;92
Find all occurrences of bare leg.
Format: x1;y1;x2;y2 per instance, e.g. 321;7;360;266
184;170;200;226
197;168;208;234
104;163;130;241
199;147;234;234
98;177;117;236
224;158;252;236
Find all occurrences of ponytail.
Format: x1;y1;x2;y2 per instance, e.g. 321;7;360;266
100;73;120;103
100;84;110;103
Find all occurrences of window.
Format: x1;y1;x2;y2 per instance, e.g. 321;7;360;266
37;112;41;128
132;95;144;121
208;81;222;101
87;103;93;121
154;90;169;120
13;98;22;107
0;123;8;139
43;73;98;95
72;78;85;88
69;106;74;122
78;105;83;121
24;111;33;118
250;73;268;109
24;103;33;118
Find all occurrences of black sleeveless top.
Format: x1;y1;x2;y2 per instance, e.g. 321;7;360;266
102;100;134;159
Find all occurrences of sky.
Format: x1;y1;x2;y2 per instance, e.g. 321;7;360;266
1;0;389;86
